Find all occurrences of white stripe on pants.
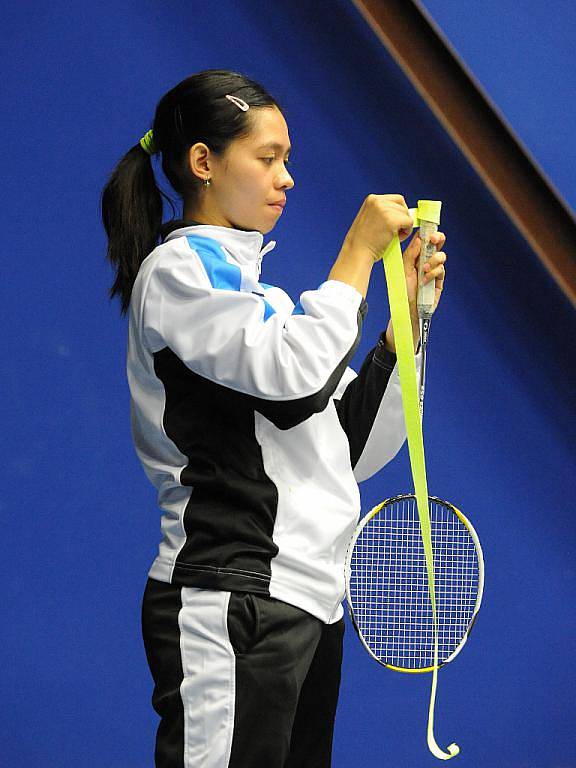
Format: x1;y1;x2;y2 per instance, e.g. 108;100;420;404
178;588;235;768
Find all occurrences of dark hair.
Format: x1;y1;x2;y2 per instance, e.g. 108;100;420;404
101;69;283;314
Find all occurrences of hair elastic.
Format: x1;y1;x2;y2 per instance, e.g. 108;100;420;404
139;129;158;156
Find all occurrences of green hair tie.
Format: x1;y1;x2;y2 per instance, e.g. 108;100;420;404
139;129;158;156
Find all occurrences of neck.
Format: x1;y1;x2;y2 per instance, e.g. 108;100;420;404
184;195;230;228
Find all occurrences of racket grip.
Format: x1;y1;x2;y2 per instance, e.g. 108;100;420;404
417;219;438;320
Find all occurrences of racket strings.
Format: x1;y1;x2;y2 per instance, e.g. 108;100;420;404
349;498;479;669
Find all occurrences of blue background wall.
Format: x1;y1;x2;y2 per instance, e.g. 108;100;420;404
421;0;576;212
2;1;574;766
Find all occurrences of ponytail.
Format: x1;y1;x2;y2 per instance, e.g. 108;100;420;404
101;143;168;315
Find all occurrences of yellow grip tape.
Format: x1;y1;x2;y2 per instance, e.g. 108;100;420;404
381;200;459;760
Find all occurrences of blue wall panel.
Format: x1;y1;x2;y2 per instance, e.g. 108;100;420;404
2;1;574;766
421;0;576;212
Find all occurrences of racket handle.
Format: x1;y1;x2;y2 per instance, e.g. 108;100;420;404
417;219;438;320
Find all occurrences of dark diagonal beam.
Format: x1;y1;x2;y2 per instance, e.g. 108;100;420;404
352;0;576;305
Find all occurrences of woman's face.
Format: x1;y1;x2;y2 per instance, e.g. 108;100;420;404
187;106;294;234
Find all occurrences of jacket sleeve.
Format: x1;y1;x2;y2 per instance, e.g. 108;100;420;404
333;332;422;482
140;241;368;429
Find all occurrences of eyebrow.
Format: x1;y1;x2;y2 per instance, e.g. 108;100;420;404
257;142;292;153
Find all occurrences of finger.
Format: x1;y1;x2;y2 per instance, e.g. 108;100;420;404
404;231;421;254
423;250;447;271
384;194;409;209
398;218;415;242
423;251;447;275
424;264;446;285
435;266;446;292
382;200;413;238
422;252;447;278
429;231;446;250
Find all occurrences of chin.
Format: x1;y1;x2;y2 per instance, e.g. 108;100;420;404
233;219;275;235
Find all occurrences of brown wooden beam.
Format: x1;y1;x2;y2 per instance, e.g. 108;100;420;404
351;0;576;306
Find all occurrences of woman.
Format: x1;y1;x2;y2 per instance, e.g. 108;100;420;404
101;69;446;768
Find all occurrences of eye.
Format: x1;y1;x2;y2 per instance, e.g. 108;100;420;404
262;157;293;166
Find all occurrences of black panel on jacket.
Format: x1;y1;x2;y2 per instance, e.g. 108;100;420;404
153;348;279;592
334;331;397;470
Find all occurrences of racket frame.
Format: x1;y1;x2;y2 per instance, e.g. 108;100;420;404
345;493;484;673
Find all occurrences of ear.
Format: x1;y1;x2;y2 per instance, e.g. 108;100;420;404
188;143;212;182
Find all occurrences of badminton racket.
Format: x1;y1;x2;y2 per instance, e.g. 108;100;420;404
345;205;484;759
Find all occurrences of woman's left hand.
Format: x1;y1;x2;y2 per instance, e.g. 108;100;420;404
384;230;447;353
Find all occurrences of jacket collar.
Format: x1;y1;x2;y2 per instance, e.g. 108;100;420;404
162;219;277;275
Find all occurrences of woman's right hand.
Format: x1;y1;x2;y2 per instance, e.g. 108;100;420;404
344;194;414;263
329;194;414;298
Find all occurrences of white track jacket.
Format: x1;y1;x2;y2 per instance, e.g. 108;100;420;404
127;221;419;623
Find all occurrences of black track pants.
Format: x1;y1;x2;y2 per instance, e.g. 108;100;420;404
141;578;345;768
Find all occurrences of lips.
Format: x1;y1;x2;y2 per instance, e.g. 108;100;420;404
268;200;286;208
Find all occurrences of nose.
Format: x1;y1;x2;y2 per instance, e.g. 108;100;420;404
276;166;295;190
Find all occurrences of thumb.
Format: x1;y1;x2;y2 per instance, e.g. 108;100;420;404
403;231;421;264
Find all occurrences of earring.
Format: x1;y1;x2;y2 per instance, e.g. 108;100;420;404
203;178;211;188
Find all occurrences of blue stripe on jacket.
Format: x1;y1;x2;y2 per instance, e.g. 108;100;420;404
186;235;276;321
